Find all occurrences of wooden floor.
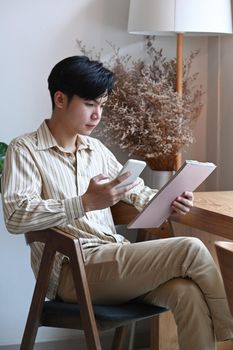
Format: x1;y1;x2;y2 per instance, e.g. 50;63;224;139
0;335;110;350
1;321;232;350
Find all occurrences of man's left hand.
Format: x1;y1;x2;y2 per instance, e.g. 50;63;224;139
171;191;194;216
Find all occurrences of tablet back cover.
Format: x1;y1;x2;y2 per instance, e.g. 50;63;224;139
127;160;216;229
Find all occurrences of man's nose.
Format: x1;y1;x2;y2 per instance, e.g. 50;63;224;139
91;106;102;119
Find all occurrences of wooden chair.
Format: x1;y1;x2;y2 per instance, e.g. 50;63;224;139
20;201;168;350
215;241;233;316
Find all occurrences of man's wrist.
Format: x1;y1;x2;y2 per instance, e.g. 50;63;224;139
81;194;92;212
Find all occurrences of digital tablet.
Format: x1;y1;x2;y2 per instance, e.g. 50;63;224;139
127;160;217;229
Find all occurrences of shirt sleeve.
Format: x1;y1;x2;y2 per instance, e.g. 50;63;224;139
1;142;85;234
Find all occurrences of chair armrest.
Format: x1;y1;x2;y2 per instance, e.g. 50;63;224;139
25;228;84;261
26;227;77;244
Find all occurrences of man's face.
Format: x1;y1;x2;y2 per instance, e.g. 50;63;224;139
61;94;108;135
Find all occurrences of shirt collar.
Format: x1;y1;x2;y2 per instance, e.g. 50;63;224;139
37;120;57;150
77;134;94;151
36;120;94;151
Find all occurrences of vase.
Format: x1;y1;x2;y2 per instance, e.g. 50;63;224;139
145;154;181;172
142;167;175;190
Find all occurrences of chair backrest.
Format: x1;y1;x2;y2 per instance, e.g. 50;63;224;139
215;241;233;316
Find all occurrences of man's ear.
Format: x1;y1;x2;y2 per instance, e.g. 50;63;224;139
54;91;66;109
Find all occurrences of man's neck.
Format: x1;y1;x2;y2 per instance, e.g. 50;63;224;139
46;118;78;153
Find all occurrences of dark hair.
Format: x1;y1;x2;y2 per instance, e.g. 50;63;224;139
48;55;115;109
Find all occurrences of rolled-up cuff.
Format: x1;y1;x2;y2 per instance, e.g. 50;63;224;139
63;196;86;222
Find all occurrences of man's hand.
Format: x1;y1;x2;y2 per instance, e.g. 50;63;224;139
81;172;137;212
171;191;194;216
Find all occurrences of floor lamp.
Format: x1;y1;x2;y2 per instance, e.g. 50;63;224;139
128;0;232;169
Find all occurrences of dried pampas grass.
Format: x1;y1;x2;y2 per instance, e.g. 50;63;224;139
77;37;204;170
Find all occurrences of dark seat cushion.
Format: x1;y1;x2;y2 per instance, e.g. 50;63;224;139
40;300;168;331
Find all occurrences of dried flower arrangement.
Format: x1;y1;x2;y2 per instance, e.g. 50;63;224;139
77;37;204;171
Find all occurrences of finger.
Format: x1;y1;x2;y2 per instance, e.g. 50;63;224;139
172;207;187;215
98;177;110;184
183;191;194;200
125;181;139;192
109;171;131;187
115;181;138;196
109;183;137;205
172;201;190;214
92;174;110;182
172;206;189;215
175;196;193;208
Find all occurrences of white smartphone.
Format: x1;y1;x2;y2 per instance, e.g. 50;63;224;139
115;159;147;189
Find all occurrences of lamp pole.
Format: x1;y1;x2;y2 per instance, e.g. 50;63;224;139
176;33;183;97
174;33;183;169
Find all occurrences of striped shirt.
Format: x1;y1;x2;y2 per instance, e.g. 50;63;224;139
1;120;157;299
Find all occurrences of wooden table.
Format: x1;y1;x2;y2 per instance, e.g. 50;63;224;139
172;191;233;240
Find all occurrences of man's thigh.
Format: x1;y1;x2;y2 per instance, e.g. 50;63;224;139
58;237;196;303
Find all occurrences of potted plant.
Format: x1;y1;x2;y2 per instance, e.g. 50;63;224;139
0;142;8;192
78;38;203;172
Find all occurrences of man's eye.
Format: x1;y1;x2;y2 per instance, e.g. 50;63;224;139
85;102;94;107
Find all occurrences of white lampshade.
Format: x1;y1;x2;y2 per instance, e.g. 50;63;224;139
128;0;233;35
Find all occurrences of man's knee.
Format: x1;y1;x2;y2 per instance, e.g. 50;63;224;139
148;277;201;302
181;236;208;255
170;278;202;300
183;236;205;248
157;278;204;310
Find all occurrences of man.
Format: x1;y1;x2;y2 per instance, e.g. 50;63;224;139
2;56;233;349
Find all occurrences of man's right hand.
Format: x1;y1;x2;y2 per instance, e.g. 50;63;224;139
81;172;137;212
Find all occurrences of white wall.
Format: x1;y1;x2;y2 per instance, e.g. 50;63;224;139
0;0;208;346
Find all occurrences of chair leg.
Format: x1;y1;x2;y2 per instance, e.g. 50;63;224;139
20;246;56;350
128;322;136;350
152;311;179;350
111;325;130;350
71;244;102;349
150;316;159;350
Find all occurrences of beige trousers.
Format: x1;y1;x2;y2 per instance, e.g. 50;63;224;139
57;236;233;350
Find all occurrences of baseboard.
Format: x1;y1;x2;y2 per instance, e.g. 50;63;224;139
0;319;151;350
0;340;150;350
0;331;114;350
0;330;151;350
